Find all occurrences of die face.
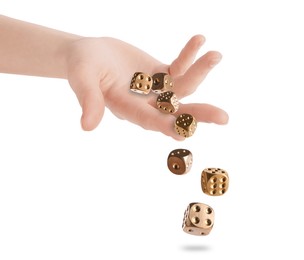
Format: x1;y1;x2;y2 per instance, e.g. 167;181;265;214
130;72;152;94
167;149;192;175
182;203;214;236
152;73;173;93
175;114;197;137
201;168;229;196
156;91;179;114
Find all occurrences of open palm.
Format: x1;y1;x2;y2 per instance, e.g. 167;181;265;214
67;35;228;140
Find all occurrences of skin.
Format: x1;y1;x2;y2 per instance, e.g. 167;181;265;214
0;15;228;140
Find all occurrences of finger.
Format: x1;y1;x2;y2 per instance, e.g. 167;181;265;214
133;106;185;141
174;51;222;98
80;89;105;131
68;68;105;131
118;96;185;141
169;35;205;77
178;103;229;125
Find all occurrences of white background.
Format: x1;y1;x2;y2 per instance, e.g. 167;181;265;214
1;0;304;259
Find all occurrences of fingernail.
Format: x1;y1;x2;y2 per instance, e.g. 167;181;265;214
197;37;205;48
209;54;222;68
219;111;229;124
173;135;186;141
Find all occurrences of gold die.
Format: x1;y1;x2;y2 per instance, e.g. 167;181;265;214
130;72;153;94
201;168;229;196
156;91;179;114
182;202;214;236
152;73;174;94
175;114;197;137
167;149;192;175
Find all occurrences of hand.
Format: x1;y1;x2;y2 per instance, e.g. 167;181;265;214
66;35;228;140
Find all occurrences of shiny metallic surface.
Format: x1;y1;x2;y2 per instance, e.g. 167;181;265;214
130;72;152;94
151;73;173;94
156;91;179;114
182;202;214;236
201;168;229;196
167;149;192;175
174;113;197;137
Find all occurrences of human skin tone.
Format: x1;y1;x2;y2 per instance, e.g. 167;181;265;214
0;15;228;140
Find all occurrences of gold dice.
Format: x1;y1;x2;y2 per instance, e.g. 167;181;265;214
130;72;153;94
128;71;229;236
156;91;179;114
182;202;214;236
175;114;197;137
167;149;193;175
201;168;229;196
152;73;173;94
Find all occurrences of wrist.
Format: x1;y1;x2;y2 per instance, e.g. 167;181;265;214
57;35;83;79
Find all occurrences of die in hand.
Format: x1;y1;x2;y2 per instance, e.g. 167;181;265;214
130;72;153;94
175;113;197;138
152;73;173;94
156;91;179;114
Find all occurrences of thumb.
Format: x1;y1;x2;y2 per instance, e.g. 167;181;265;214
68;69;105;131
79;88;105;131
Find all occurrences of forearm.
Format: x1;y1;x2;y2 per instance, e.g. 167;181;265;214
0;15;81;78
